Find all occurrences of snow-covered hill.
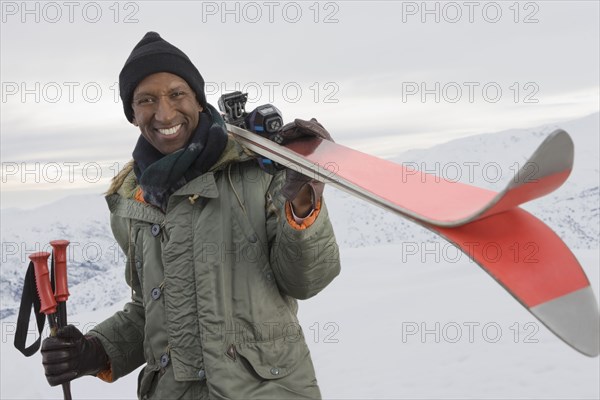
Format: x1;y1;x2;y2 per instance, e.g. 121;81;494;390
1;113;598;399
1;113;598;321
0;194;127;320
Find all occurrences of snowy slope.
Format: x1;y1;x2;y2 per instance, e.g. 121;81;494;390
1;113;598;399
1;248;598;399
300;246;600;400
0;194;129;320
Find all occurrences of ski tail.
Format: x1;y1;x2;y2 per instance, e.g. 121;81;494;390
432;208;599;357
474;129;574;222
530;287;599;357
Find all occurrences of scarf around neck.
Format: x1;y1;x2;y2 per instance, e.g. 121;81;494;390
132;104;228;211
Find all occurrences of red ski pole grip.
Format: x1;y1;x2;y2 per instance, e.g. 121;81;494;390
50;240;70;302
29;252;57;315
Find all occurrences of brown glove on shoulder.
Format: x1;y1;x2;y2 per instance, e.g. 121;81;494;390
271;118;334;203
41;324;109;386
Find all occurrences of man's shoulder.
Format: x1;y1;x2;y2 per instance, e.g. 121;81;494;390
210;133;256;172
106;160;137;198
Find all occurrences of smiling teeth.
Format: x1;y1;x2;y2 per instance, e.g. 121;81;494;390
158;124;181;136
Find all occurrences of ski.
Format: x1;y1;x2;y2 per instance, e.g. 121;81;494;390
229;125;573;227
228;124;599;357
431;209;599;357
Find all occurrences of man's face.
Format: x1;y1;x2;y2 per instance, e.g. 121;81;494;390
131;72;203;155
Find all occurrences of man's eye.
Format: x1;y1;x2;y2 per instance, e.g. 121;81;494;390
135;97;154;105
172;91;186;98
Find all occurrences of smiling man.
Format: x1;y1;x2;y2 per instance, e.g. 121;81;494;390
40;32;341;399
132;72;203;155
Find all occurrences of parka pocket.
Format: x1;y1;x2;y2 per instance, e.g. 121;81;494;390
234;335;309;380
231;336;321;399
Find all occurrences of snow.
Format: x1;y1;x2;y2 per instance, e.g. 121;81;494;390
1;247;598;399
302;246;599;399
1;114;599;399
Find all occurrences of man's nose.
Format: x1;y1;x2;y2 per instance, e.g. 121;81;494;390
154;97;176;122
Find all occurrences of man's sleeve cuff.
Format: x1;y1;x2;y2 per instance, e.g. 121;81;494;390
285;198;322;230
96;365;114;383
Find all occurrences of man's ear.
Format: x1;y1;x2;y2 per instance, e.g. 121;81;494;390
132;117;138;127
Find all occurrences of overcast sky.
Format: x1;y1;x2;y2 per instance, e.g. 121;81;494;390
1;1;599;209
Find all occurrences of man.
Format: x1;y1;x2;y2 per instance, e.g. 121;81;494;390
41;32;341;399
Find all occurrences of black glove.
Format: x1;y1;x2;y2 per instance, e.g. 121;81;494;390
272;118;334;203
41;325;109;386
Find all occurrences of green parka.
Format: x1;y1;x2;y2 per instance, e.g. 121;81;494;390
89;136;341;400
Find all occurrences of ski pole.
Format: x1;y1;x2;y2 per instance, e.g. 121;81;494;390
50;240;72;400
29;249;73;400
50;240;70;328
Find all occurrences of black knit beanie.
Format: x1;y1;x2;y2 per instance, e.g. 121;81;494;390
119;31;207;122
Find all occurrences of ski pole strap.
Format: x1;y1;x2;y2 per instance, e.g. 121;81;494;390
14;261;46;357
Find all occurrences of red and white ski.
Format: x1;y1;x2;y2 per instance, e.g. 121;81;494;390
228;124;599;357
232;126;573;227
